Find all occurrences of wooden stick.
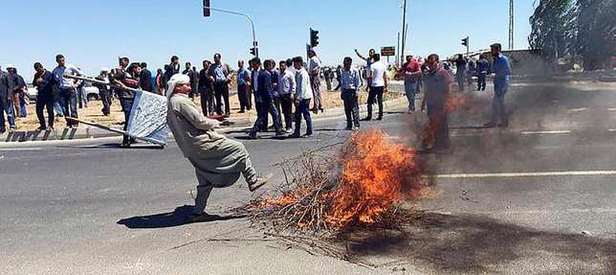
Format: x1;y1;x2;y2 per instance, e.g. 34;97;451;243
65;117;166;146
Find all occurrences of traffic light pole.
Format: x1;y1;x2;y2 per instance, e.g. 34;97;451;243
208;7;258;57
466;38;470;57
400;0;407;66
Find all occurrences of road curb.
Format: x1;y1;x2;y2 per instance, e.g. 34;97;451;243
0;96;407;146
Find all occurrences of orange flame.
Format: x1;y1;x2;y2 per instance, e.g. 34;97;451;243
250;129;426;232
325;129;421;228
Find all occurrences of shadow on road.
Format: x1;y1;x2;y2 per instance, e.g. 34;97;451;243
116;205;247;229
342;212;616;273
58;143;166;150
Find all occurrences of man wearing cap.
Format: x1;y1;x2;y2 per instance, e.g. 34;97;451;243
33;63;55;130
166;73;271;222
0;66;16;132
51;54;82;128
484;43;511;128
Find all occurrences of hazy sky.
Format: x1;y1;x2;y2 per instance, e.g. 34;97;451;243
0;0;534;80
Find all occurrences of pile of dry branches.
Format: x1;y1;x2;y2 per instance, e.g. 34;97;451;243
237;130;430;238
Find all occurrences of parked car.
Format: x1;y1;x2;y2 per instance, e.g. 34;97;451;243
25;83;100;102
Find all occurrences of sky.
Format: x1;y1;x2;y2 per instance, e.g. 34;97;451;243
0;0;535;81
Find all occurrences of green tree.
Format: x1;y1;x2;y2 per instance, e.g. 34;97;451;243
529;0;577;61
529;0;616;70
575;0;616;70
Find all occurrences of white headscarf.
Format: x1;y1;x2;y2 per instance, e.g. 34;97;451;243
166;73;190;100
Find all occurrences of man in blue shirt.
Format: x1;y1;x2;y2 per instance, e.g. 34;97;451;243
476;54;490;91
485;43;511;128
236;60;251;113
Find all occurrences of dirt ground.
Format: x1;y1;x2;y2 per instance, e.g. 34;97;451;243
14;87;404;132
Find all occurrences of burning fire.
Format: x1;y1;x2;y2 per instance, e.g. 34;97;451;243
250;129;425;232
325;129;421;228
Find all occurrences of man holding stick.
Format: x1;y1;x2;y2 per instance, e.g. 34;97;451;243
51;54;81;128
166;74;271;222
110;56;139;147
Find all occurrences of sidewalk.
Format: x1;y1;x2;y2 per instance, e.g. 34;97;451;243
0;92;407;143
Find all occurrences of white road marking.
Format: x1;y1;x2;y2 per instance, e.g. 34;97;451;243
567;107;588;113
435;208;616;215
608;108;616;112
0;147;42;151
520;130;572;135
608;129;616;132
451;132;484;137
430;170;616;179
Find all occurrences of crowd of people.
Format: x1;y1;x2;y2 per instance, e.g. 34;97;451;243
397;43;511;152
0;42;510;153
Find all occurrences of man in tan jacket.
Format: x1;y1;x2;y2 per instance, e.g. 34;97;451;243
166;74;270;222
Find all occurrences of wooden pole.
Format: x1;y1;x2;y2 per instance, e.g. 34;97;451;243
65;117;166;146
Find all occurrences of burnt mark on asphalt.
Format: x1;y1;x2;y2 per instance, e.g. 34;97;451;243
339;212;616;273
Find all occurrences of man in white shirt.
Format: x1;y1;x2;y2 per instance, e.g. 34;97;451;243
290;56;313;138
277;59;295;132
363;54;387;121
339;57;361;130
308;50;323;114
51;54;82;128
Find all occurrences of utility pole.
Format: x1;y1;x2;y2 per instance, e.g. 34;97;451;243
509;0;514;50
400;0;407;66
203;1;259;57
396;32;400;66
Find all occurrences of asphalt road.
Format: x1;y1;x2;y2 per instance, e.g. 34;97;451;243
2;82;616;274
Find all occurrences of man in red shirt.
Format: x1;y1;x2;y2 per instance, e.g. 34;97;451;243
401;55;421;112
421;54;455;153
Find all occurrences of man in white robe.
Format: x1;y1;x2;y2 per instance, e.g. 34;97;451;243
166;74;270;222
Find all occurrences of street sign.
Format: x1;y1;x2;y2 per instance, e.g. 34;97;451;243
381;46;395;57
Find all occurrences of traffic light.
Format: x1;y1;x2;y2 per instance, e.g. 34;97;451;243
250;47;258;57
310;28;319;47
203;0;211;17
461;37;469;47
